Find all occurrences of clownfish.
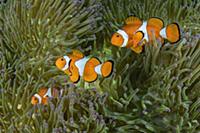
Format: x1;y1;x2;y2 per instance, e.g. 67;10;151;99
55;50;114;83
111;16;181;53
31;87;63;105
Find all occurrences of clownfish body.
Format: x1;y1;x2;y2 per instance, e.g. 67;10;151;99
31;87;63;105
111;16;181;53
55;50;114;83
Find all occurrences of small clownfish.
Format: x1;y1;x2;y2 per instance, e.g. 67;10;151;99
31;87;63;105
55;50;114;83
111;16;181;54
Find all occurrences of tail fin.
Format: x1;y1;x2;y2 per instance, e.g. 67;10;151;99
160;23;180;43
101;60;114;78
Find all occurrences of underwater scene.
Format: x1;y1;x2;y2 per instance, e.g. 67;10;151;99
0;0;200;132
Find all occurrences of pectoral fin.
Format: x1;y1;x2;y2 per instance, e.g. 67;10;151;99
72;50;84;58
131;31;144;48
69;66;80;83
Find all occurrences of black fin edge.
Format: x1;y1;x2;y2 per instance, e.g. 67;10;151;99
72;76;80;84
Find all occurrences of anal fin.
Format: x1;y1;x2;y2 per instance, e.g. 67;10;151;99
131;45;143;54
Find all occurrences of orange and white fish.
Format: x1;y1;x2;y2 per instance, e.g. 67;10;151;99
31;87;63;105
111;16;181;53
55;50;114;83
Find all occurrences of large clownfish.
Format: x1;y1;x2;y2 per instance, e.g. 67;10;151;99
111;16;181;53
55;50;114;83
31;87;63;105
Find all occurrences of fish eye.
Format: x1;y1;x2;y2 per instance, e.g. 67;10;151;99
116;35;120;37
61;58;64;61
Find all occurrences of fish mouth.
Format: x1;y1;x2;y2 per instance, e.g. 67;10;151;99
111;39;121;46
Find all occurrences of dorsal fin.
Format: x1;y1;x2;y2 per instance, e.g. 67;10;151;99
71;50;84;58
147;17;164;31
38;87;48;96
125;16;142;25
